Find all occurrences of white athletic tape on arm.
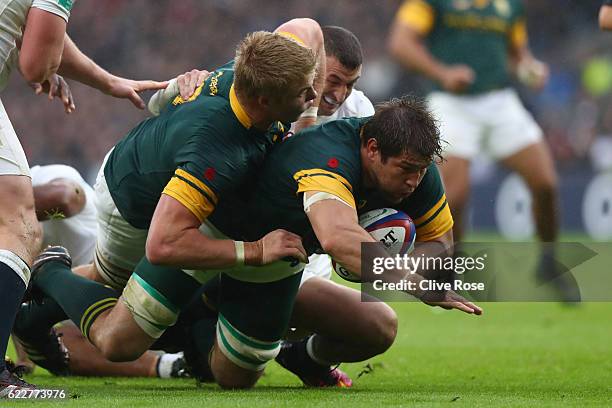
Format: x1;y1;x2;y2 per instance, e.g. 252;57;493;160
234;241;245;266
303;191;352;213
148;78;179;116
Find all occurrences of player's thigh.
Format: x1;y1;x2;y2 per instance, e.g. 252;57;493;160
501;140;558;191
212;272;302;386
93;167;148;290
487;89;545;165
437;156;471;206
291;277;397;346
0;176;40;264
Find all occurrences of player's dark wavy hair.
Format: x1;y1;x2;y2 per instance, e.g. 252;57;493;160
322;26;363;70
361;95;442;163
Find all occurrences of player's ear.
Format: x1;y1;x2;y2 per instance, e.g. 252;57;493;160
257;95;271;109
365;138;379;158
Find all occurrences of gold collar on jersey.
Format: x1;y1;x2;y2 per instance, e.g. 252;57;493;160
229;84;252;129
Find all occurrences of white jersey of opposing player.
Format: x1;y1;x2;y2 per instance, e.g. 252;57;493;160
301;89;374;286
30;164;97;267
0;0;71;91
315;89;375;125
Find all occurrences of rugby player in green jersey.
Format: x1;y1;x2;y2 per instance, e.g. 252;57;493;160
226;95;483;386
28;19;327;389
387;1;574;299
146;95;482;388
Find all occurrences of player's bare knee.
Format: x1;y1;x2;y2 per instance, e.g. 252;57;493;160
215;372;259;390
97;334;143;363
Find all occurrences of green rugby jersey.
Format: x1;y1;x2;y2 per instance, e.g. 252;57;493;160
242;117;453;253
104;61;286;229
395;0;527;94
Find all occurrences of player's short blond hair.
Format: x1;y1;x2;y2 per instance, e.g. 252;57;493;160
234;31;316;100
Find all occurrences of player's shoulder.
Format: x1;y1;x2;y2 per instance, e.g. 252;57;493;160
30;164;87;187
285;118;364;170
337;89;375;119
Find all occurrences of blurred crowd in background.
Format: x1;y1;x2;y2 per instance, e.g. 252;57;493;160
5;0;612;182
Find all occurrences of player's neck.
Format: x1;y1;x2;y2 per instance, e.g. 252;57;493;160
235;91;272;131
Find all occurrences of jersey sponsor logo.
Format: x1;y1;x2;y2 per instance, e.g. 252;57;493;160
209;71;224;96
444;13;509;34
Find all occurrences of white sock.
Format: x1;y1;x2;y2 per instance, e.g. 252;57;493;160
156;352;183;378
305;335;335;366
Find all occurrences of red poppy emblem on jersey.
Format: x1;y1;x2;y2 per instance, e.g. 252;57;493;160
327;158;339;168
204;167;216;180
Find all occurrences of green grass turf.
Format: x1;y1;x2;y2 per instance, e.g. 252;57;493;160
7;302;612;407
6;233;612;407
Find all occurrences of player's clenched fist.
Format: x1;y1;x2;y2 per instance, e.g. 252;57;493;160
245;229;308;265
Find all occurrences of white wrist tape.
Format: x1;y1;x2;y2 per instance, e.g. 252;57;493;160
300;106;318;118
303;192;352;213
147;78;179;116
234;241;245;265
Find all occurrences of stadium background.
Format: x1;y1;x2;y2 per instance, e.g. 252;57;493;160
5;0;612;238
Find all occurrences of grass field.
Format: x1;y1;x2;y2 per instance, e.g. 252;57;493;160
6;234;612;407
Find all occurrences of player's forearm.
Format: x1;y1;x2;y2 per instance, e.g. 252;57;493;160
388;27;447;84
146;228;238;269
319;223;373;275
57;35;114;93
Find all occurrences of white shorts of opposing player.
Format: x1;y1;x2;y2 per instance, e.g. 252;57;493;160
0;99;30;176
300;253;333;286
428;88;543;160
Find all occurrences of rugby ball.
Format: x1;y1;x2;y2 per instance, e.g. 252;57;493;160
332;208;416;282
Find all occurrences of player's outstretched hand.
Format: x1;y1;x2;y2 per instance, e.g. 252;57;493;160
421;289;483;315
31;74;75;114
105;76;169;109
250;229;308;265
177;69;210;99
